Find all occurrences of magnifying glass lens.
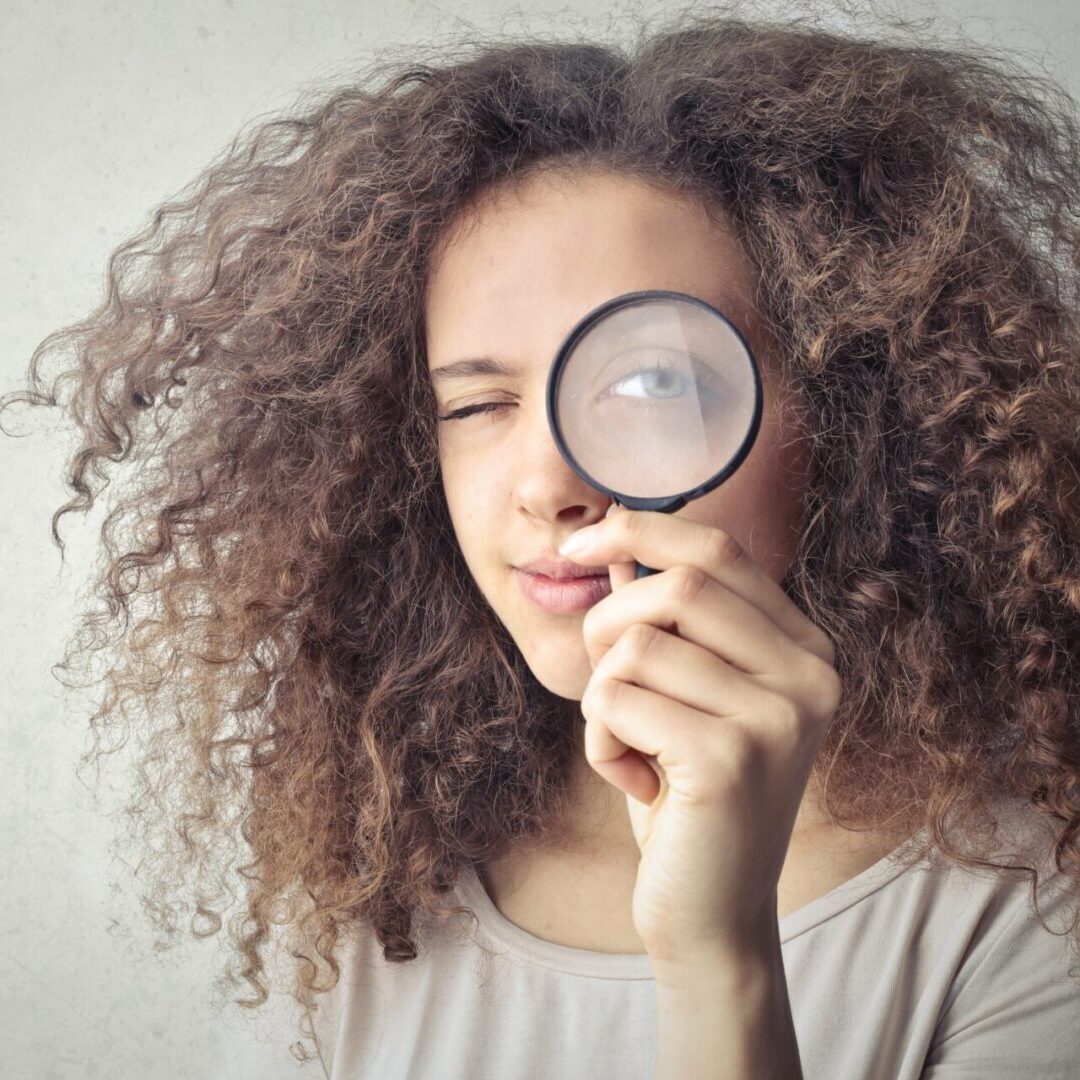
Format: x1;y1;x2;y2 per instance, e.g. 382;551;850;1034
551;294;759;500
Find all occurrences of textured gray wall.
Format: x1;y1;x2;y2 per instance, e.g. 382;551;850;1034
3;2;1079;1077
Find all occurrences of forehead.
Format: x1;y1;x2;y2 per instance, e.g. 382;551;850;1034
424;170;762;369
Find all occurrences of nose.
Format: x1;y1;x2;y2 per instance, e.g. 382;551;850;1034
513;390;609;527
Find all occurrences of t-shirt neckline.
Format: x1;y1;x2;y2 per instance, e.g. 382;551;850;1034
451;829;926;979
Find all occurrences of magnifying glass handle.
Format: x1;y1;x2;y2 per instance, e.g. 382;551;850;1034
634;562;659;579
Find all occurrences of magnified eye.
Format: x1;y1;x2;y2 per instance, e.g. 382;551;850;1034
601;360;688;401
595;353;725;408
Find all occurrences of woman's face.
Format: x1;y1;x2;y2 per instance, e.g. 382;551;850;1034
424;168;812;702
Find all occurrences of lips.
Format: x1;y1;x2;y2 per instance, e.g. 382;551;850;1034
515;567;611;614
516;555;607;580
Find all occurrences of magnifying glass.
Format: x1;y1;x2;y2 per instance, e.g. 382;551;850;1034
547;290;763;579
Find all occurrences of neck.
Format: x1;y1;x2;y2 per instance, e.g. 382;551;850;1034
562;748;642;856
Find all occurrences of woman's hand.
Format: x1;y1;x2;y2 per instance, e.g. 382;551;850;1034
559;505;842;969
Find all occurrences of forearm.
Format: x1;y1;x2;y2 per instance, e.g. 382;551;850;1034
651;921;803;1080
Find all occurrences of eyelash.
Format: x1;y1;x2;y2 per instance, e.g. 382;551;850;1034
437;402;513;422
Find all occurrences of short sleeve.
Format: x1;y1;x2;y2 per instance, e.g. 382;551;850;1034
920;871;1080;1079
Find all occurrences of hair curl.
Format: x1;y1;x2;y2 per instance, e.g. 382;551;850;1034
5;3;1080;1063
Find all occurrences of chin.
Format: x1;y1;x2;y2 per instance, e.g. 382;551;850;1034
535;672;587;702
514;635;591;702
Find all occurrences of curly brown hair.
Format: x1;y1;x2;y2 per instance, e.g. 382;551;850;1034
5;2;1080;1061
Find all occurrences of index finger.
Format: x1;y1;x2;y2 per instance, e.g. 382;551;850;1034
565;507;834;664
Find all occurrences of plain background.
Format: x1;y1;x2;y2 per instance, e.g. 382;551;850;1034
3;1;1080;1077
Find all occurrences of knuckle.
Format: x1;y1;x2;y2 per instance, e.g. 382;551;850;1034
797;651;842;714
811;627;838;668
711;727;762;780
769;692;806;741
623;621;662;660
621;510;646;542
814;658;844;714
587;676;618;713
580;679;597;717
670;564;710;602
706;528;744;568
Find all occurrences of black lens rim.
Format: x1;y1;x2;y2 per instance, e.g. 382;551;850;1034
546;289;764;513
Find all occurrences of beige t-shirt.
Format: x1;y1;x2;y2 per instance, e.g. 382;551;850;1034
305;820;1080;1079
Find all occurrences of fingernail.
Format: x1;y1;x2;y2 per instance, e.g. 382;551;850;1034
558;531;591;556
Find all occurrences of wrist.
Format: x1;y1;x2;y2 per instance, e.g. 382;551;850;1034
651;939;781;999
648;907;783;993
651;927;802;1080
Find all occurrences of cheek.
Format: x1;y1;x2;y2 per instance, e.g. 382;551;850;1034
683;403;810;576
438;438;474;508
738;382;811;517
440;458;503;546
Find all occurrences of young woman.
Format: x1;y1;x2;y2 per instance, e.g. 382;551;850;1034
6;10;1080;1079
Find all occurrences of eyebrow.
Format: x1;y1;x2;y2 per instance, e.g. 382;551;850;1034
429;357;522;383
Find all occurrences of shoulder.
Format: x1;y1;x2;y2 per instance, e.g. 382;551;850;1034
921;798;1080;1078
